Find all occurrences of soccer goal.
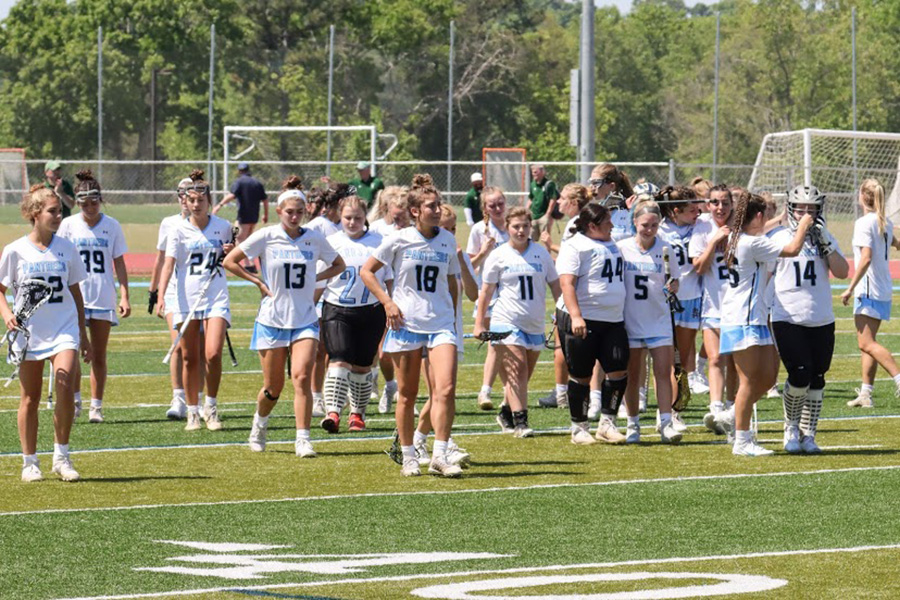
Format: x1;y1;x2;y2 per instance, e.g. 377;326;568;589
222;126;398;192
0;148;27;206
482;147;527;204
748;129;900;217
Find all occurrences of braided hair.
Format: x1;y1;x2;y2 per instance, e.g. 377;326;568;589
724;191;767;268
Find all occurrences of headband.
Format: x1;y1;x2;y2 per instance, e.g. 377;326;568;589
277;189;307;206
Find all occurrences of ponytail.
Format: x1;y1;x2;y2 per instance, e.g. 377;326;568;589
724;191;766;268
573;203;611;235
860;179;887;236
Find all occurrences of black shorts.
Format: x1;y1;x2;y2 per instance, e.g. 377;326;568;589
322;302;386;366
556;309;629;378
771;321;835;387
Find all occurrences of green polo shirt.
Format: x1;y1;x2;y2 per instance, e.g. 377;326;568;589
349;176;385;206
529;177;560;221
44;178;75;219
464;187;483;223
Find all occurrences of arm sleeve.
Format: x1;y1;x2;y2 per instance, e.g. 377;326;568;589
464;208;474;227
112;222;128;258
555;241;580;276
0;247;16;289
239;229;268;260
165;226;180;259
481;251;501;284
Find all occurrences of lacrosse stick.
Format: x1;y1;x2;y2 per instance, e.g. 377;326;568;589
224;225;239;367
46;365;55;409
751;403;759;442
163;266;221;365
386;429;403;465
5;279;53;387
463;330;513;349
663;247;691;412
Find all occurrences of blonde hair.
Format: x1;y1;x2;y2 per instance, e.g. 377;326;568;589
439;204;456;223
860;179;887;236
560;183;591;210
21;184;59;224
480;186;507;234
369;185;408;223
691;176;711;199
632;199;662;221
505;206;531;227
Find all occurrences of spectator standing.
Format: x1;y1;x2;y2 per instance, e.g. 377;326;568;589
43;160;75;219
213;162;268;273
528;164;560;240
464;172;484;226
349;162;385;208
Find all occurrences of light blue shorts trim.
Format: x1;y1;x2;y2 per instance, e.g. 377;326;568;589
719;325;773;355
383;328;457;353
701;316;721;331
85;308;119;326
628;335;673;349
674;297;702;329
854;297;891;321
490;323;546;351
250;321;319;350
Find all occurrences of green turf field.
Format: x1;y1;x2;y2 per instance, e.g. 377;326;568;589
1;281;900;599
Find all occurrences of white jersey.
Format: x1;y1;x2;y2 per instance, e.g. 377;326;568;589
482;241;558;334
610;207;633;242
373;226;461;333
561;215;579;244
618;236;678;340
689;218;731;321
241;225;338;329
307;216;342;238
771;227;841;326
321;230;391;307
369;218;398;237
466;219;509;277
659;219;701;300
852;212;894;302
720;234;783;327
165;215;233;316
556;232;626;322
58;213;127;311
157;213;185;307
0;235;88;355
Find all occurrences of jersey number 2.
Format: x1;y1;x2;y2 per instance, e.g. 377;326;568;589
33;275;64;304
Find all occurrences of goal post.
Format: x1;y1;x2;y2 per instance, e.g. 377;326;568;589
482;147;527;204
0;148;27;206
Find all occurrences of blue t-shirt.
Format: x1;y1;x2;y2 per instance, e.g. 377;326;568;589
229;174;267;223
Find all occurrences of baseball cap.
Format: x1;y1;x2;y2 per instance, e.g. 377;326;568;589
471;172;483;183
45;160;61;172
356;161;370;170
237;162;249;171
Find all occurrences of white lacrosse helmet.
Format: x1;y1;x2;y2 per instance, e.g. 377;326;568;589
787;185;826;230
633;182;660;201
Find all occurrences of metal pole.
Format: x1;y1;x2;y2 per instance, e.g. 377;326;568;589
852;7;859;218
97;26;103;180
578;0;595;183
150;68;156;193
208;24;215;176
447;21;454;196
713;12;721;183
326;25;335;177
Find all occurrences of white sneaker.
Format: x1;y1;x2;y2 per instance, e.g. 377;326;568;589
638;388;647;413
625;421;641;444
378;386;395;414
312;396;326;418
249;420;268;452
800;435;822;454
295;439;317;458
204;405;223;431
513;424;534;438
185;411;202;431
658;421;683;444
847;388;874;408
670;411;688;433
595;417;626;444
21;463;43;482
88;407;103;423
783;426;801;454
570;422;596;445
73;397;82;419
166;397;187;420
447;440;471;468
714;409;735;434
477;391;494;411
52;456;80;482
401;457;421;477
414;439;432;466
732;441;774;457
692;369;710;391
688;371;710;394
767;384;780;398
428;455;463;478
617;402;628;419
703;411;726;435
587;397;601;420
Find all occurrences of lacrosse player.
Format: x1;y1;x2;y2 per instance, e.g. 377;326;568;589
361;174;462;478
716;192;812;456
842;179;900;406
58;170;130;424
222;181;344;458
556;203;629;445
0;185;91;482
475;207;561;438
157;172;235;432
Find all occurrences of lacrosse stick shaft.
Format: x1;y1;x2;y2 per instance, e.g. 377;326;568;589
47;363;55;409
225;330;237;367
162;269;219;364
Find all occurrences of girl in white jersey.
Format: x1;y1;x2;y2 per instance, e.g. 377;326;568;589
466;186;509;411
771;186;849;454
718;192;812;457
319;196;391;433
361;174;462;478
0;185;91;482
556;203;629;445
157;174;235;432
841;179;900;406
475;207;561;437
588;163;634;243
58;170;130;424
223;182;344;458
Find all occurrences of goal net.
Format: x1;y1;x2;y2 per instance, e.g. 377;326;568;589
748;129;900;218
482;148;527;204
0;148;27;205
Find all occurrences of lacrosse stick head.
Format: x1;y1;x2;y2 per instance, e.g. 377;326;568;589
476;330;513;349
13;279;53;327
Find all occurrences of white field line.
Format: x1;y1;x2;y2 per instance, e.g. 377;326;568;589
52;543;900;600
4;464;900;519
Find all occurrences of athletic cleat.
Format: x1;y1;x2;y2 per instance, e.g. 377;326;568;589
617;402;628;419
185;411;202;431
378;387;395;414
428;455;463;478
447;439;471;467
513;424;534;438
595;417;626;444
587;397;601;420
248;420;268;452
688;371;710;394
800;435;822;454
51;456;80;482
320;411;340;434
670;411;688;433
847;388;874;408
477;391;494;411
401;457;421;477
571;422;596;445
312;396;326;418
73;397;82;419
658;421;683;444
767;384;780;398
295;439;317;458
348;413;366;432
732;441;774;457
538;390;558;408
625;421;641;444
21;464;43;483
496;406;515;433
703;411;726;435
204;405;223;431
692;369;711;391
783;426;801;454
166;397;187;420
414;439;432;466
638;387;648;413
714;409;735;434
88;407;103;423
